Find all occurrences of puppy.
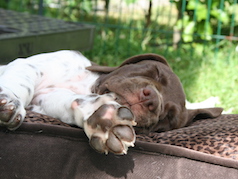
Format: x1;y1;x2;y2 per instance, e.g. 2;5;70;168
0;50;223;154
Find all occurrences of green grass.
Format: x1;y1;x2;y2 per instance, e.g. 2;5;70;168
175;47;238;114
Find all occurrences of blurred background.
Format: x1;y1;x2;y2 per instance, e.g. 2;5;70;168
0;0;237;113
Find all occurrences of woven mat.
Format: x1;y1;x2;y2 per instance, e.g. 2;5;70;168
24;111;238;160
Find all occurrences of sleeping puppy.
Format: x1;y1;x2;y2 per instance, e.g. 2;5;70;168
0;50;223;154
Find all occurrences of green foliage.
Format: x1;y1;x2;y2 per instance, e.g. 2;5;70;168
124;0;138;5
172;0;236;42
44;0;93;21
107;0;142;5
0;0;7;8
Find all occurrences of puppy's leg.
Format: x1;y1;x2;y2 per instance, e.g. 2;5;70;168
0;61;40;130
32;89;136;154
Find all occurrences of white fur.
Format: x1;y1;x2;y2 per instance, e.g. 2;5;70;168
0;50;117;127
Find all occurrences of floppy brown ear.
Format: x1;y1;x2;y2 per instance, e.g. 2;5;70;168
187;107;223;124
86;65;118;73
120;53;169;67
86;53;169;73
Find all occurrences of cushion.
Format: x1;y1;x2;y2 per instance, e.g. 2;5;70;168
0;111;238;178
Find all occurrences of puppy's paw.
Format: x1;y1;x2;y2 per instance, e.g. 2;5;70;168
0;88;26;130
84;104;136;155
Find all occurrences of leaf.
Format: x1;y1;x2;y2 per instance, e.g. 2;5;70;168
198;22;213;41
196;4;207;21
219;10;229;24
124;0;138;5
81;1;92;13
175;14;190;30
211;1;219;8
187;0;199;10
183;21;195;42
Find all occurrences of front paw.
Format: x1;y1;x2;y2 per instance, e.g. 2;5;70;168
0;89;25;130
84;104;136;155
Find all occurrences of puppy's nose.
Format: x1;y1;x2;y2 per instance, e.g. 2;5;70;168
140;87;158;112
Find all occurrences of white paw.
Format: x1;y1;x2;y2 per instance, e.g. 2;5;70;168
0;87;26;130
84;104;136;155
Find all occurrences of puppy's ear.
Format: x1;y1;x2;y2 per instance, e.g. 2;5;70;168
187;107;223;124
86;65;118;73
87;53;169;73
120;53;169;67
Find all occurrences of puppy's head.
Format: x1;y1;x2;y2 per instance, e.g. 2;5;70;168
87;54;223;132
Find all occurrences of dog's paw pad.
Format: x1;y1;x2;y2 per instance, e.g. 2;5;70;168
106;131;125;154
85;104;136;155
117;107;134;121
112;125;135;142
6;114;23;129
90;136;106;153
0;93;25;130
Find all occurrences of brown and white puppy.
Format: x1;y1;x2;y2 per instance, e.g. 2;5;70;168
0;50;223;154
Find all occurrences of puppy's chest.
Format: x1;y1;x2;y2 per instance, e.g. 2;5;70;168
35;68;99;95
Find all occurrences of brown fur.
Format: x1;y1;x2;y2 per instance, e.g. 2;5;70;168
87;54;223;132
